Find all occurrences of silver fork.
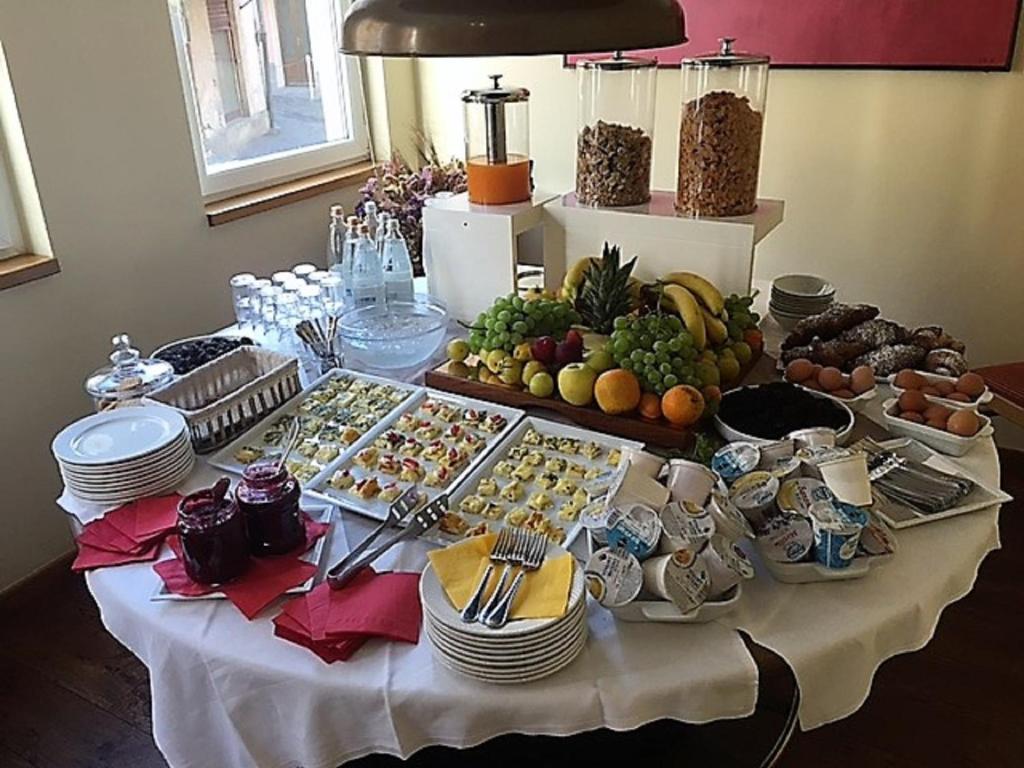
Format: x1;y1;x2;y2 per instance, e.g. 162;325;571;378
460;528;513;623
479;528;528;620
483;531;548;629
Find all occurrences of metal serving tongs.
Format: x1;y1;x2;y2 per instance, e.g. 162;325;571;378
327;492;449;590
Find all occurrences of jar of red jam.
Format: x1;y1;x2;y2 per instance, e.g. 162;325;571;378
237;462;303;556
178;481;249;585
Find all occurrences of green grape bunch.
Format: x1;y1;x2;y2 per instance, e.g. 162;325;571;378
467;295;581;354
724;293;761;341
608;313;701;396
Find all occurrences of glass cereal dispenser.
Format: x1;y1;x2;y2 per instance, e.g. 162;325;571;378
462;75;532;205
676;38;770;218
576;54;657;207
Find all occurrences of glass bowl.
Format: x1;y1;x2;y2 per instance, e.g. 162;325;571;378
338;296;448;370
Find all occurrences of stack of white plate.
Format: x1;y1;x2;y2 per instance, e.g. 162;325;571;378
52;405;195;505
770;274;836;330
420;546;587;684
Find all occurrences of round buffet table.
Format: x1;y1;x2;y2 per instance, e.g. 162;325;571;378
57;356;1005;768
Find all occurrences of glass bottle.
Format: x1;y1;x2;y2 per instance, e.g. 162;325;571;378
462;75;532;205
375;212;390;255
381;219;414;303
350;224;386;309
338;215;361;304
178;480;249;585
236;462;303;556
326;204;345;269
362;200;379;241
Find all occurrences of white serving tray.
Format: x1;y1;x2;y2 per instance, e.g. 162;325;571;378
755;546;893;584
444;416;644;548
887;370;993;412
867;437;1012;529
305;390;524;526
207;368;422;488
794;382;877;413
150;504;334;601
880;398;993;457
609;584;743;624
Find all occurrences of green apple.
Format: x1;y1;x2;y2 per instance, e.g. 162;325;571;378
447;339;470;363
485;348;507;374
498;359;523;386
448;361;471;379
529;371;555;398
521;360;547;386
557;363;598;406
513;342;533;362
585;348;615;374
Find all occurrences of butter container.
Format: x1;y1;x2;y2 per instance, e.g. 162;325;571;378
728;470;779;527
758;512;814;562
584;547;644;608
666;458;719;505
658;499;716;553
606;503;663;560
707;489;754;541
700;534;755;599
641;547;710;614
711;442;761;484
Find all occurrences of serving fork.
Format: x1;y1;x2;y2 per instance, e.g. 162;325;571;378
482;531;548;629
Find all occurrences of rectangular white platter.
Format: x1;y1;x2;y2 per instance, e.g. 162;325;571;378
305;389;525;526
442;416;644;549
207;368;423;490
151;503;334;601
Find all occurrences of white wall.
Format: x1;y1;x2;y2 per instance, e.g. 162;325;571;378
0;1;358;590
416;24;1024;368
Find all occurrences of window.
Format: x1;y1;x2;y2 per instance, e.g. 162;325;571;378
169;0;369;198
0;150;22;259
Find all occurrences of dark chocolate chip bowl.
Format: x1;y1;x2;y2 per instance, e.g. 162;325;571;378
715;381;854;444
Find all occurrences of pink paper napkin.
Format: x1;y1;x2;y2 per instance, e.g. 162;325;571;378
72;494;182;572
153;513;330;620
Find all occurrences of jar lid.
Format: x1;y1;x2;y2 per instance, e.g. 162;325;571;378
461;74;529;104
85;334;175;401
577;53;657;71
683;37;769;67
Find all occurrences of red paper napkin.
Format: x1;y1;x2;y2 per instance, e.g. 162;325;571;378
272;568;422;663
153;513;330;620
72;494;181;572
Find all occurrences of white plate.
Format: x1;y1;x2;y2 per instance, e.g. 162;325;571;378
53;406;188;466
151;505;334;601
714;384;855;446
420;543;584;639
880;398;993;457
65;456;196;504
60;442;194;485
608;584;743;623
430;628;587;683
887;370;992;412
423;600;586;653
793;382;877;413
56;432;192;475
771;274;836;298
425;617;586;668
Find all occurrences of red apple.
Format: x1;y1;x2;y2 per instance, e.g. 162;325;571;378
564;329;584;350
531;336;557;365
554;340;584;368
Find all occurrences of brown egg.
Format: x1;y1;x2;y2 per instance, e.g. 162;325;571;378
900;411;925;423
947;409;981;437
947;392;972;403
802;379;823;391
850;365;876;394
923;404;953;423
785;358;815;383
955;372;986;398
920;385;941;396
811;364;824;380
934;380;956;397
927;417;950;430
818;366;845;392
898;390;928;413
894;369;927;390
832;388;855;399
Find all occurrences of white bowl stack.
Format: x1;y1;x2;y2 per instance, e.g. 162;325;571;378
420;548;587;684
52;405;195;505
770;274;835;331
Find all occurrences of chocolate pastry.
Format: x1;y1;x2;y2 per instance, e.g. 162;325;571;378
780;345;814;365
840;319;910;349
924;349;969;377
809;338;871;369
781;304;880;349
853;344;927;377
910;326;967;355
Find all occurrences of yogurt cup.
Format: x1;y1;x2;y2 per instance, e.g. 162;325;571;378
700;534;756;599
622;447;665;480
758;438;795;466
758;512;814;562
658;499;716;553
606;504;663;561
728;470;780;528
788;427;837;450
711;443;761;485
666;459;718;505
809;503;865;569
585;547;644;608
764;455;802;482
706;489;754;541
777;477;836;518
817;452;872;507
641;547;710;614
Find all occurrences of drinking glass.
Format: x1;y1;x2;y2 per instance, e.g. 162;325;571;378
308;270;331;285
275;292;300;351
320;274;344;316
292;263;317;280
229;273;256;331
298;284;323;320
258;285;281;336
271;271;295;287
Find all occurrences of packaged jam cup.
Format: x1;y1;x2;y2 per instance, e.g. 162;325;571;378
658;499;716;553
728;470;779;529
666;458;718;504
700;534;755;599
788;427;837;450
809;503;866;569
606;504;663;560
758;512;814;562
707;489;754;540
712;442;761;484
585;547;644;608
641;547;710;614
622;447;666;479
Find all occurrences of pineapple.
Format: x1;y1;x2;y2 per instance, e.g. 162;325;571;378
574;242;639;334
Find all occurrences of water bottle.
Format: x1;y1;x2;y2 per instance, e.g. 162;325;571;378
350;224;386;309
375;213;390;255
326;204;345;270
381;219;414;304
362;200;379;241
338;216;360;304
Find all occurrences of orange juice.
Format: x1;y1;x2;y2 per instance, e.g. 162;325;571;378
467;154;531;205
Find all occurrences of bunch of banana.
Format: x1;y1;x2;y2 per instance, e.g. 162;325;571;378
659;272;727;350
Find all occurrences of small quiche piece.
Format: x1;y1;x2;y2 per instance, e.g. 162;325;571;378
439;512;469;536
354;447;378;469
500;480;525;503
234;446;264;465
477;477;499;497
328;469;355;491
379;482;404;503
352;477;381;500
527;491;554;511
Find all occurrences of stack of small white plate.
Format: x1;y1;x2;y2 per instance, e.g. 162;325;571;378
52;405;195;505
770;274;835;330
420;546;587;684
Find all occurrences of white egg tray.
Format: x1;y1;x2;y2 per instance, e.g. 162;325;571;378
880;398;993;457
886;370;992;412
794;382;877;413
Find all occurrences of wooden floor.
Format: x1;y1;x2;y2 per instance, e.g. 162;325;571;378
2;450;1021;768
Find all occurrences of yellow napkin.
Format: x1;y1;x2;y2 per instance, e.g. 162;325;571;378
427;533;573;620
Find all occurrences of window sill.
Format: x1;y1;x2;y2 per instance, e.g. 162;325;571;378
204;161;376;227
0;253;60;291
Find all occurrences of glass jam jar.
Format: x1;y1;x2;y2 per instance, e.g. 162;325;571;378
236;462;304;556
178;481;249;585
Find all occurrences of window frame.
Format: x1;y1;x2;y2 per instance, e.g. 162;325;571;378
0;134;24;260
168;0;370;200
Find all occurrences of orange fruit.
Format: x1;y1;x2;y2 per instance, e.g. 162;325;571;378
638;392;662;421
661;385;705;427
593;369;642;415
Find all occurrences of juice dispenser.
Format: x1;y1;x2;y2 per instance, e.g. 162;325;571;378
462;75;532;205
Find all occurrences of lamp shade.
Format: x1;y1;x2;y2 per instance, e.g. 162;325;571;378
341;0;686;57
